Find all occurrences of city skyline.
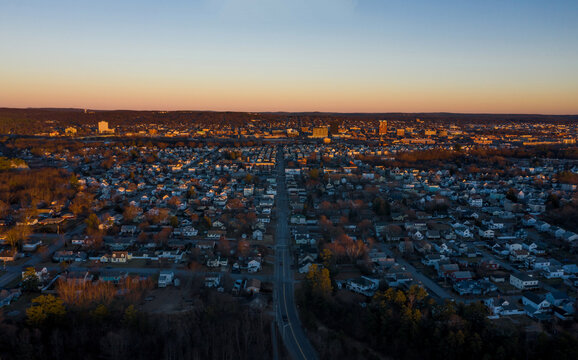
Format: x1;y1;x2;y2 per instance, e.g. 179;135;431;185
1;0;578;114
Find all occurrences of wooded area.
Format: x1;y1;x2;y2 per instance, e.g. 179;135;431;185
0;290;272;360
298;274;578;360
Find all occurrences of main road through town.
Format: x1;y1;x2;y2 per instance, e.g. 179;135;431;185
274;146;317;360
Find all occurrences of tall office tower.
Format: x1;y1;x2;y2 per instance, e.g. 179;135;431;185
98;121;113;134
378;120;388;135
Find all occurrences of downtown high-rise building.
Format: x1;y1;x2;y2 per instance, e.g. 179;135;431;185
98;121;113;134
378;120;388;135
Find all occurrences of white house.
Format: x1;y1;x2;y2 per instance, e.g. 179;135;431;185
346;276;380;296
507;243;523;252
422;254;445;266
453;224;473;239
158;271;174;287
252;229;264;241
510;272;539;290
532;258;550;271
509;249;529;262
247;259;262;273
71;238;89;247
484;297;525;317
522;215;537;227
204;275;221;288
522;293;550;318
469;196;483;207
542;266;564;279
479;228;495;239
299;261;314;274
411;230;424;241
22;240;42;252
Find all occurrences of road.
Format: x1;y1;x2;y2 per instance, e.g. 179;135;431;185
0;225;85;288
274;146;317;360
380;244;452;302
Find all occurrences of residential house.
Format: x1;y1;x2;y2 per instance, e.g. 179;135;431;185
205;275;221;288
99;271;128;284
120;225;138;236
450;271;474;283
246;278;261;293
0;249;18;262
532;258;550;271
469;196;483;207
52;250;87;262
480;260;500;271
542;266;564;279
384;225;405;242
412;238;431;253
247;259;262;273
422;254;445;266
21;267;50;284
479;227;495;239
484;297;525;316
510;272;539;290
22;239;42;252
346;276;380;296
110;251;130;263
522;293;551;319
438;263;460;278
545;290;569;307
252;229;264;241
71;238;90;247
0;289;22;308
453;224;473;239
553;300;576;321
158;271;174;287
509;249;530;262
298;254;316;274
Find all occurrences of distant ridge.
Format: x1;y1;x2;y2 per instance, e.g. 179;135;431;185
2;107;577;118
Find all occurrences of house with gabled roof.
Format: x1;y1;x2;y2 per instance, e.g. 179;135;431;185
522;293;550;319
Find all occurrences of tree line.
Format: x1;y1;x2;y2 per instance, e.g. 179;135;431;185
298;270;578;360
0;287;273;360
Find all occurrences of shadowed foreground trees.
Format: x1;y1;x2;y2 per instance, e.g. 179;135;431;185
25;295;66;327
0;290;272;360
297;282;578;360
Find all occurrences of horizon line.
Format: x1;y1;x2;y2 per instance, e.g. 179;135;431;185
2;107;577;117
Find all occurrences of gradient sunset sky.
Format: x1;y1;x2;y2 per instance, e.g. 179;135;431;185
1;0;577;114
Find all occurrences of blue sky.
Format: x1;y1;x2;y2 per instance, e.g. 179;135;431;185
1;0;577;113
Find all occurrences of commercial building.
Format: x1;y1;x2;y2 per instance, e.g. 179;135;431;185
98;121;113;134
311;127;329;138
378;120;388;135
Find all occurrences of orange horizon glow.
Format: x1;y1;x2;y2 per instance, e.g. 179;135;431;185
2;73;577;115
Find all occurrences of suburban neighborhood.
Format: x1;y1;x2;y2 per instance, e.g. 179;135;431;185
0;111;577;359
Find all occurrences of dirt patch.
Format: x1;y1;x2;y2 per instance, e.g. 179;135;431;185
139;286;194;314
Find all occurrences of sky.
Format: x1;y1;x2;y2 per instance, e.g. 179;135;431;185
1;0;577;114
